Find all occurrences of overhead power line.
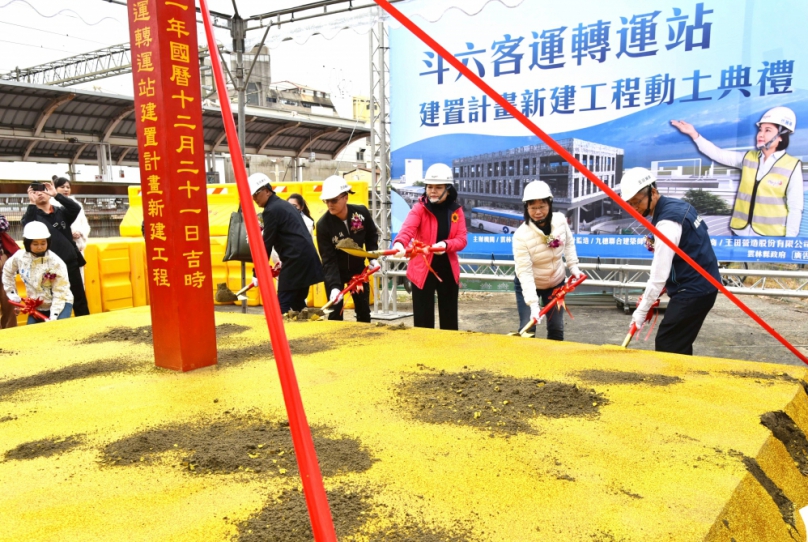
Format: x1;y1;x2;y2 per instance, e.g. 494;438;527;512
0;37;81;55
0;20;110;46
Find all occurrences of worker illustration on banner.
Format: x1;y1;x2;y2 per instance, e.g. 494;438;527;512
671;107;804;238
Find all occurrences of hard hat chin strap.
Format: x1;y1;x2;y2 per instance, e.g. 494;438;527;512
758;126;787;151
642;185;653;218
428;185;448;203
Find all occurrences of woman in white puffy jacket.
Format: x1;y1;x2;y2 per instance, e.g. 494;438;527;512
512;180;582;340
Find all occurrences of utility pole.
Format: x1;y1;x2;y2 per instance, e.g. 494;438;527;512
231;12;248;314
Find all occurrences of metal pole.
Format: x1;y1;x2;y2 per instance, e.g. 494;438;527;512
378;20;390;315
233;14;248;315
368;23;380;314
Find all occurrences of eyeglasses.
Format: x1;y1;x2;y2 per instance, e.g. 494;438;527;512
627;189;650;211
324;196;343;205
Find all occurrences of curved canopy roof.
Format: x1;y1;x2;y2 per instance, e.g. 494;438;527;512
0;80;369;167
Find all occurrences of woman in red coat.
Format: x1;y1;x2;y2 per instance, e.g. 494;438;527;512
394;163;467;330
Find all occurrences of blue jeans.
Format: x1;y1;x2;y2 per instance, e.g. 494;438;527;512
514;277;564;341
28;302;73;325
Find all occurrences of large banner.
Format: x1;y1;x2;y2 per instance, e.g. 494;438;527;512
390;0;808;262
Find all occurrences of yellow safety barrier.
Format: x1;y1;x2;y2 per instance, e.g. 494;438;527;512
93;240;136;312
13;274;27;326
209;237;231;305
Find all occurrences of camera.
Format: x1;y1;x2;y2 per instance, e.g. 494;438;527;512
30;182;46;192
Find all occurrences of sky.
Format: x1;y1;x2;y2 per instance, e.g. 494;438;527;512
0;0;374;116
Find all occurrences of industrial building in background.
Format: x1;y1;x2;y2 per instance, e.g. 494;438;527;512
453;139;625;233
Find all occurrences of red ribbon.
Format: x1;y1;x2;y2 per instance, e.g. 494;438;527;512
405;239;444;282
335;265;381;316
544;274;588;320
9;298;48;321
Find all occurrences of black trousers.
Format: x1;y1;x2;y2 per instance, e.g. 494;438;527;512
655;291;717;355
327;288;371;323
412;272;459;330
277;287;309;314
67;265;89;316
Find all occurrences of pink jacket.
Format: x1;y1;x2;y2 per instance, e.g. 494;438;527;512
395;199;468;289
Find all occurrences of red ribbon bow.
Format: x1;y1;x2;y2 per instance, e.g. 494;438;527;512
9;297;48;321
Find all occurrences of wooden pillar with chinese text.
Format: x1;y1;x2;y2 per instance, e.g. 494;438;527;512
127;0;217;371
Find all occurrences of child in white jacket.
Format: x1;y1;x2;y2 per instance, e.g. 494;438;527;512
2;222;73;323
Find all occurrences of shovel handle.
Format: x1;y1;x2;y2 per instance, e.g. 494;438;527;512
319;265;381;313
234;283;255;297
406;246;445;257
621;322;638;348
518;318;537;336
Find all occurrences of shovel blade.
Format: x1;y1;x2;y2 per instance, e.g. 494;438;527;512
339;247;379;259
237;294;248;301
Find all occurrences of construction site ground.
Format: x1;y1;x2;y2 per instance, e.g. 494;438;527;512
1;295;807;541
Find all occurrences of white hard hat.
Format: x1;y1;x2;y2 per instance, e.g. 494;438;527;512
320;175;354;200
620;167;657;201
23;221;51;240
248;173;272;195
757;106;796;133
522;180;553;202
423;163;454;185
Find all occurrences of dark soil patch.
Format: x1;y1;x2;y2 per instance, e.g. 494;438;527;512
84;325;153;344
216;337;331;367
741;455;796;530
101;413;375;478
289;336;334;356
235;486;372;542
577;370;683;387
760;411;808;476
374;322;407;330
396;366;608;434
216;323;251;340
285;308;326;321
723;370;798;383
234;486;472;542
365;517;472;542
4;435;83;461
83;323;250;346
217;344;272;367
216;328;383;367
0;358;133;399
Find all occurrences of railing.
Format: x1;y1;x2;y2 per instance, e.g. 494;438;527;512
0;195;129;239
373;258;808;318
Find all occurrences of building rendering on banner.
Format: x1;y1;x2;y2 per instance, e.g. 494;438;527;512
452;138;625;233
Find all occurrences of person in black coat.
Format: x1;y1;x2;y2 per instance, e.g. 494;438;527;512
315;176;379;322
249;173;324;314
21;181;89;316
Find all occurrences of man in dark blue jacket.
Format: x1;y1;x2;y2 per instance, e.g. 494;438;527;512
249;173;324;314
621;168;721;355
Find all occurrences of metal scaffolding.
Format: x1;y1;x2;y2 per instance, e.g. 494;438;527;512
368;14;400;319
0;44;133;87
